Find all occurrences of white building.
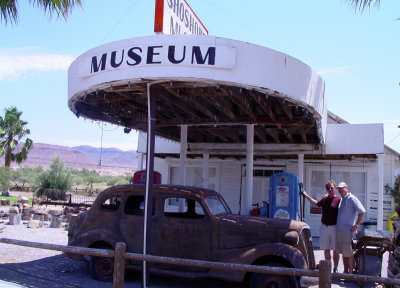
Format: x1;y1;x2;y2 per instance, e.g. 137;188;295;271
136;115;400;236
68;35;400;237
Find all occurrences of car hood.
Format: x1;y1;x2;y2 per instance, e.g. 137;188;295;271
216;214;305;249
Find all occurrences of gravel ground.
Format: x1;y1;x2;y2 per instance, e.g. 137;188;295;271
0;218;390;288
0;221;244;288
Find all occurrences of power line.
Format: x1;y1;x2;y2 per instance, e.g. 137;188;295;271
101;0;141;43
204;0;281;50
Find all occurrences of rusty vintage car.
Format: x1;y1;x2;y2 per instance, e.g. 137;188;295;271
67;184;315;287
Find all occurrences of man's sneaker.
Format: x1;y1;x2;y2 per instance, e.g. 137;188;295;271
333;266;338;273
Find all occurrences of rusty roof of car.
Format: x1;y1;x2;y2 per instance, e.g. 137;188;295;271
100;184;220;198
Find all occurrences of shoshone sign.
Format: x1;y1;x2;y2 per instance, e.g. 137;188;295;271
154;0;208;35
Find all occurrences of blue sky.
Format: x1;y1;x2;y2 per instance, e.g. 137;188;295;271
1;0;399;152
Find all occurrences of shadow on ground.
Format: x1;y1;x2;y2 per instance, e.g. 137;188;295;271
0;254;245;288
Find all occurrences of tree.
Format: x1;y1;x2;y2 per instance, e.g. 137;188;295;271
36;156;72;200
0;166;10;192
0;0;82;25
346;0;380;13
0;106;33;195
0;106;33;167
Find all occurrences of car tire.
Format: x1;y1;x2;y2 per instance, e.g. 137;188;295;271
90;255;114;282
249;262;299;288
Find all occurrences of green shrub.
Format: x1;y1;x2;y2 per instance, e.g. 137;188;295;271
35;156;72;200
6;160;133;198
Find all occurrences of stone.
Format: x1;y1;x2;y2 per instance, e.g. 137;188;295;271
64;206;76;215
28;219;41;228
33;213;45;226
9;206;19;214
50;215;63;228
22;207;34;220
20;197;29;205
8;213;21;225
300;276;319;287
48;207;63;216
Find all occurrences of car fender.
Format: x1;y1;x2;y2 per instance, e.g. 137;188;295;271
210;243;307;282
69;228;122;249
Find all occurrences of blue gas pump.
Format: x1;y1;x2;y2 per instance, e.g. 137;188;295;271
268;172;300;220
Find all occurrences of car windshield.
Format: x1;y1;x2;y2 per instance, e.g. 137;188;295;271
204;195;231;215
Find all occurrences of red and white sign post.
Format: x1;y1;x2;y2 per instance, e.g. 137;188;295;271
154;0;208;35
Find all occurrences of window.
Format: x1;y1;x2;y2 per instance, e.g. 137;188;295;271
164;197;205;219
100;195;121;211
169;166;218;190
124;195;155;215
308;169;366;214
205;195;231;215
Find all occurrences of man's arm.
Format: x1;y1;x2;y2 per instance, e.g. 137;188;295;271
352;212;365;232
302;191;318;207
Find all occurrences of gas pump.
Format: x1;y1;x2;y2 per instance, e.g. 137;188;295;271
268;172;301;220
133;170;162;184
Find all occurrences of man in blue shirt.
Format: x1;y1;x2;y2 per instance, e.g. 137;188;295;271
336;182;366;274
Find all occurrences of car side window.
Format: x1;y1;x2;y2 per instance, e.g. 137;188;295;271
164;197;205;219
124;195;155;215
124;195;145;215
100;195;121;211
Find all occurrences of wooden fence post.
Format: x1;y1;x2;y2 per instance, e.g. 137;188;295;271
319;260;331;288
113;242;126;288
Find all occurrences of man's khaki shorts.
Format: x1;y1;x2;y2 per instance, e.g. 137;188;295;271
336;230;353;257
319;224;336;250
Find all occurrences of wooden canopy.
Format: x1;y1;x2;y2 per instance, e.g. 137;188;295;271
70;80;321;146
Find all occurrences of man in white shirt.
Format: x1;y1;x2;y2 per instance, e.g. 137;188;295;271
336;182;366;274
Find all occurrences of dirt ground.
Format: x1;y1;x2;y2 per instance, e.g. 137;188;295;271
0;191;391;288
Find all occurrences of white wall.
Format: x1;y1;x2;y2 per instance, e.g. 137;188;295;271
219;161;242;213
149;151;398;235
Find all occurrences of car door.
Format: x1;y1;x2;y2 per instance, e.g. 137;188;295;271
119;191;146;254
151;194;212;272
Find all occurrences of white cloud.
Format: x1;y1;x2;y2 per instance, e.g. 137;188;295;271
0;49;75;81
317;65;357;77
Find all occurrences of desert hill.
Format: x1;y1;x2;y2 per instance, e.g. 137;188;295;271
5;143;138;176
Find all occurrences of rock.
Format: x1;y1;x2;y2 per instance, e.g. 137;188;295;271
1;199;10;206
33;213;45;226
50;215;63;228
9;206;19;214
28;219;42;228
8;213;21;225
64;206;76;215
22;207;34;220
34;209;47;215
300;276;319;287
20;197;29;205
48;207;63;216
13;202;21;208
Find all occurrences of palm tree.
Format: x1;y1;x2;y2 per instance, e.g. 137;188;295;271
0;0;82;25
0;107;33;195
346;0;380;12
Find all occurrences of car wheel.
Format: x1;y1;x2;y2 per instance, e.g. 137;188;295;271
249;263;298;288
90;255;114;282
